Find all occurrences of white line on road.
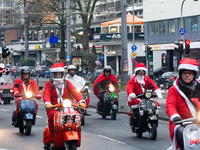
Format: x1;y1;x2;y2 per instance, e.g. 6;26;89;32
0;109;9;111
36;115;43;118
0;148;8;150
98;135;126;144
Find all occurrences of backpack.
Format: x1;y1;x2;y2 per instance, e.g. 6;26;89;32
50;79;68;91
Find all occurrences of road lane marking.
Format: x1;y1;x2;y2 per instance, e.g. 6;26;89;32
0;148;8;150
0;109;9;111
36;115;43;118
98;135;126;144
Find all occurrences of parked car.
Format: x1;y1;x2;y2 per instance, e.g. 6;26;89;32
12;67;23;77
89;69;117;84
0;74;14;104
5;64;11;72
153;67;167;78
10;66;20;76
35;66;49;78
155;71;178;89
26;66;37;77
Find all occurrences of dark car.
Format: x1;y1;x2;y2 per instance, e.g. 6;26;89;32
26;66;37;77
153;67;167;78
10;66;20;76
12;67;23;77
0;74;14;104
35;66;49;78
89;69;117;84
155;71;178;89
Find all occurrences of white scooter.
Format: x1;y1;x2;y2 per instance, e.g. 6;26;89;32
167;112;200;150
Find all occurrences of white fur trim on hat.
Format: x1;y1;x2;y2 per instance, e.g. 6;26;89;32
178;64;198;72
170;114;181;122
50;67;65;72
134;67;147;73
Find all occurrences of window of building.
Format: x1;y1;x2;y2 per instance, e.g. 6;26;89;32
168;19;175;33
154;21;159;34
17;30;21;42
50;29;54;37
135;26;141;33
56;29;60;39
23;30;25;41
148;22;154;35
184;17;191;32
134;0;137;3
135;11;137;16
139;10;143;15
0;31;4;45
34;30;38;41
102;27;109;33
110;26;118;33
178;18;181;32
159;20;165;34
191;16;198;31
29;30;32;41
45;30;49;38
39;30;42;40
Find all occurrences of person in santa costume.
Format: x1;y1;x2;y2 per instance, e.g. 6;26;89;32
166;58;200;150
126;62;162;126
12;66;41;124
43;62;86;150
93;66;119;112
65;65;91;115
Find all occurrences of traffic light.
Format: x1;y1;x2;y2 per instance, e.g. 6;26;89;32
174;39;183;54
2;47;10;59
185;39;190;54
147;46;153;58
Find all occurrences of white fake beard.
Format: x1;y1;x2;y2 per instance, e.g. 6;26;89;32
136;75;145;85
53;80;64;89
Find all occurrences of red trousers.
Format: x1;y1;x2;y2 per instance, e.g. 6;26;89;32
85;97;90;109
46;109;57;142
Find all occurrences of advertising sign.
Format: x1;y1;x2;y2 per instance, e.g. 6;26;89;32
72;56;82;71
123;59;128;71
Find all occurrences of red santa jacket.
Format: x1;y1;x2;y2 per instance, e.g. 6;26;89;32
166;78;200;144
13;78;41;97
43;80;83;106
93;73;118;99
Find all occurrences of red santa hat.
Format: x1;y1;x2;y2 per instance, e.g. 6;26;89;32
134;62;147;74
50;62;65;72
178;58;198;73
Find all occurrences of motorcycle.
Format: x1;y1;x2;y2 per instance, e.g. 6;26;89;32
12;83;42;135
129;89;159;140
96;83;119;120
76;82;90;126
167;112;200;150
43;99;84;150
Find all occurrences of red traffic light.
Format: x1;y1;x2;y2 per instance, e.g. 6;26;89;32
185;40;190;45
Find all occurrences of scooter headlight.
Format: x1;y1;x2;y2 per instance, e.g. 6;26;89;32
76;88;80;92
62;99;72;107
145;92;151;98
26;92;32;98
109;85;115;92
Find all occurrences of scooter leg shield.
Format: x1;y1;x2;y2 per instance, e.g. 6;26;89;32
96;101;102;112
43;126;50;144
63;131;79;141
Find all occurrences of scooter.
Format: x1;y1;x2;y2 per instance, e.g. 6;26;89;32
96;83;119;120
43;99;84;150
167;112;200;150
129;89;159;140
76;82;90;126
12;83;42;135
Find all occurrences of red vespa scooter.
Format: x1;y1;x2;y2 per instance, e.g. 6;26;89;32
43;99;84;150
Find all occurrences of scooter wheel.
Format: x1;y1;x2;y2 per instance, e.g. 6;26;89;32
102;114;106;119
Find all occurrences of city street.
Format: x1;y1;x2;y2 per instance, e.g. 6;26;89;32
0;78;172;150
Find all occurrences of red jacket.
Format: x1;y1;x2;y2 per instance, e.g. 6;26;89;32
43;80;83;106
166;78;200;149
13;78;41;98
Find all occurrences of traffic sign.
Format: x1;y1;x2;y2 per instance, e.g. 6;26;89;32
132;52;137;58
131;45;137;51
179;28;186;35
163;55;166;60
99;54;104;60
66;55;70;59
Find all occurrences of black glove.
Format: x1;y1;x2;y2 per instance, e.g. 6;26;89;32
172;116;182;124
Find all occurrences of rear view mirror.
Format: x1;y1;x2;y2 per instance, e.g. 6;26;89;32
1;82;3;85
39;86;43;90
0;73;2;77
15;83;19;88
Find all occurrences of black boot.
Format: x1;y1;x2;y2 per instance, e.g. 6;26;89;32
84;110;91;116
12;110;16;125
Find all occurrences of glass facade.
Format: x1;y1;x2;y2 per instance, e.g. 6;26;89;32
168;19;175;33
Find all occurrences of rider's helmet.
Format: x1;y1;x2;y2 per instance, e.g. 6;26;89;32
103;66;112;76
68;65;76;77
21;66;31;83
178;58;199;82
50;62;65;82
134;62;147;75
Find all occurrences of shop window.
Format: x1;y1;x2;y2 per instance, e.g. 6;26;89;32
45;29;49;38
110;26;118;33
134;26;141;33
50;29;54;37
168;19;175;33
56;29;60;39
17;30;21;41
102;27;109;33
29;30;32;41
34;30;38;41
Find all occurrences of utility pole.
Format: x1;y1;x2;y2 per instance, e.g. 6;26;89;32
132;0;135;75
66;0;71;65
121;0;128;85
24;0;29;58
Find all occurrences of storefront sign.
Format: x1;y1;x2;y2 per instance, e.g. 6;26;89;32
123;60;128;72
